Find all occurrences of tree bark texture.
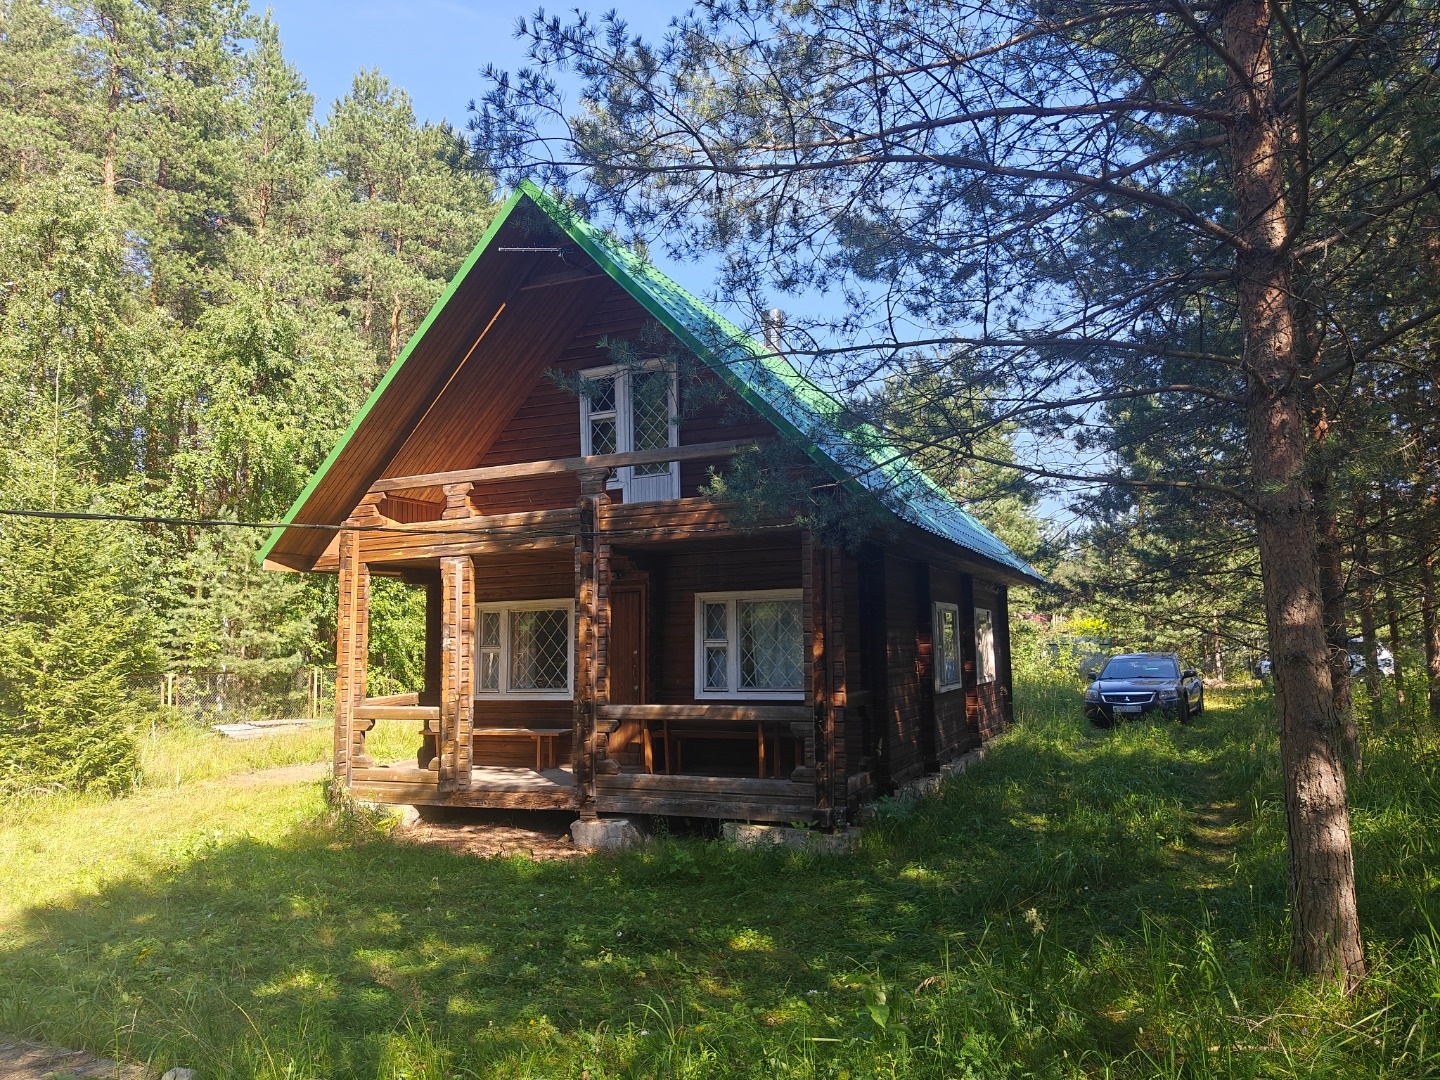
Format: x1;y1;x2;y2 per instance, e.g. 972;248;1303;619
1313;467;1356;740
1421;509;1440;722
1378;485;1405;707
1222;0;1365;987
1352;489;1383;722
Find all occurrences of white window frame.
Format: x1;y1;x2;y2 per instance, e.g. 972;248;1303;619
933;602;962;691
473;599;575;700
693;589;805;701
579;362;680;502
975;606;996;685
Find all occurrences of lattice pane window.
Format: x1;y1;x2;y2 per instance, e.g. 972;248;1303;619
630;369;673;476
975;607;996;685
934;602;961;690
585;375;617;456
474;602;573;697
478;611;502;692
702;602;729;691
738;600;803;690
510;608;570;690
578;363;678;499
695;591;804;699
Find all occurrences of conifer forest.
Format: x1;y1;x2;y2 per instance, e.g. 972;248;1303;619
3;2;1440;1071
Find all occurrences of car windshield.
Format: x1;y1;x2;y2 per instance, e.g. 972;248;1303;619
1100;657;1178;679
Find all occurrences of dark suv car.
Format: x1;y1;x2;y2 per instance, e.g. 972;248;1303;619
1084;653;1203;727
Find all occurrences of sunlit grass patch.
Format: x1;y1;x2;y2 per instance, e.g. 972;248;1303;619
0;679;1436;1077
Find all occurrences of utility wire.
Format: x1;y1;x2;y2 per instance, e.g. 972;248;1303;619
0;505;804;542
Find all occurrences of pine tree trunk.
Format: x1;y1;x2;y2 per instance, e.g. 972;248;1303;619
1352;488;1383;722
1421;510;1440;722
1222;0;1365;987
1313;466;1357;743
1378;486;1405;709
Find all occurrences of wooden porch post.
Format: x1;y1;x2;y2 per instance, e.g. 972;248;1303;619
439;555;475;792
805;531;843;827
573;469;608;816
335;528;371;786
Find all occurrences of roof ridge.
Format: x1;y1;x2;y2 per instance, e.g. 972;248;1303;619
518;182;1040;581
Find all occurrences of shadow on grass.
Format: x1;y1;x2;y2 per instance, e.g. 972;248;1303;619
0;686;1436;1078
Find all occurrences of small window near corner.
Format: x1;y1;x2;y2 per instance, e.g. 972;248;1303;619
934;602;962;691
975;606;996;685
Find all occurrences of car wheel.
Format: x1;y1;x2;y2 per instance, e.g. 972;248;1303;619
1193;692;1204;717
1178;696;1191;724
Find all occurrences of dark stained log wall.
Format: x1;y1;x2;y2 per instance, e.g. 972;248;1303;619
649;535;804;705
391;283;782;513
883;552;926;784
930;565;979;760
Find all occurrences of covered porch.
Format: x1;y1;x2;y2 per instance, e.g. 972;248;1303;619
327;449;852;824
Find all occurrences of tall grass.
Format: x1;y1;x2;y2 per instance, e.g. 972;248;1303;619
0;679;1435;1078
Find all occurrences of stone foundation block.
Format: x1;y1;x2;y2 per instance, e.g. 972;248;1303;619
571;817;644;851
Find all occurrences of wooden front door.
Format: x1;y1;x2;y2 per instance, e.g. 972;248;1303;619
607;582;648;766
610;584;647;704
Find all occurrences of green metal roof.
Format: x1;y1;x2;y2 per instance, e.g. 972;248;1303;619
261;180;1041;583
515;182;1041;582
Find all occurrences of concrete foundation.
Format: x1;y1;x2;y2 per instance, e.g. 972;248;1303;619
570;816;644;851
721;821;860;854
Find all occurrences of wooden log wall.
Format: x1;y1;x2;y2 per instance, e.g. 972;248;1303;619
931;565;980;761
882;553;926;784
385;282;783;513
650;533;803;705
996;585;1015;729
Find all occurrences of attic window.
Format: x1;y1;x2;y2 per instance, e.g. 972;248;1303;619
580;363;679;502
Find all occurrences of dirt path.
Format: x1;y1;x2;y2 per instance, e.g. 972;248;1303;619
0;1036;148;1079
221;761;584;859
393;807;584;860
224;761;328;787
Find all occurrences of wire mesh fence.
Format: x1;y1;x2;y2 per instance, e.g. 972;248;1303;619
147;666;337;725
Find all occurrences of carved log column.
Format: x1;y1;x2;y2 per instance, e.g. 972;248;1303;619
804;531;844;827
824;545;849;820
573;468;609;815
439;555;475;792
335;527;371;784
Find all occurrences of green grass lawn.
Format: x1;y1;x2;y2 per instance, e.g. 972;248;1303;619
0;681;1436;1079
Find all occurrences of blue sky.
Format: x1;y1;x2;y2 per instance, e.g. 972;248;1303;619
266;0;674;127
265;1;1079;529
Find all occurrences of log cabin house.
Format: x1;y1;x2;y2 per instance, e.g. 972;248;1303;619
259;181;1043;826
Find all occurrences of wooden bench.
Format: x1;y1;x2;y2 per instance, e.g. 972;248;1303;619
471;726;570;771
643;718;793;778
